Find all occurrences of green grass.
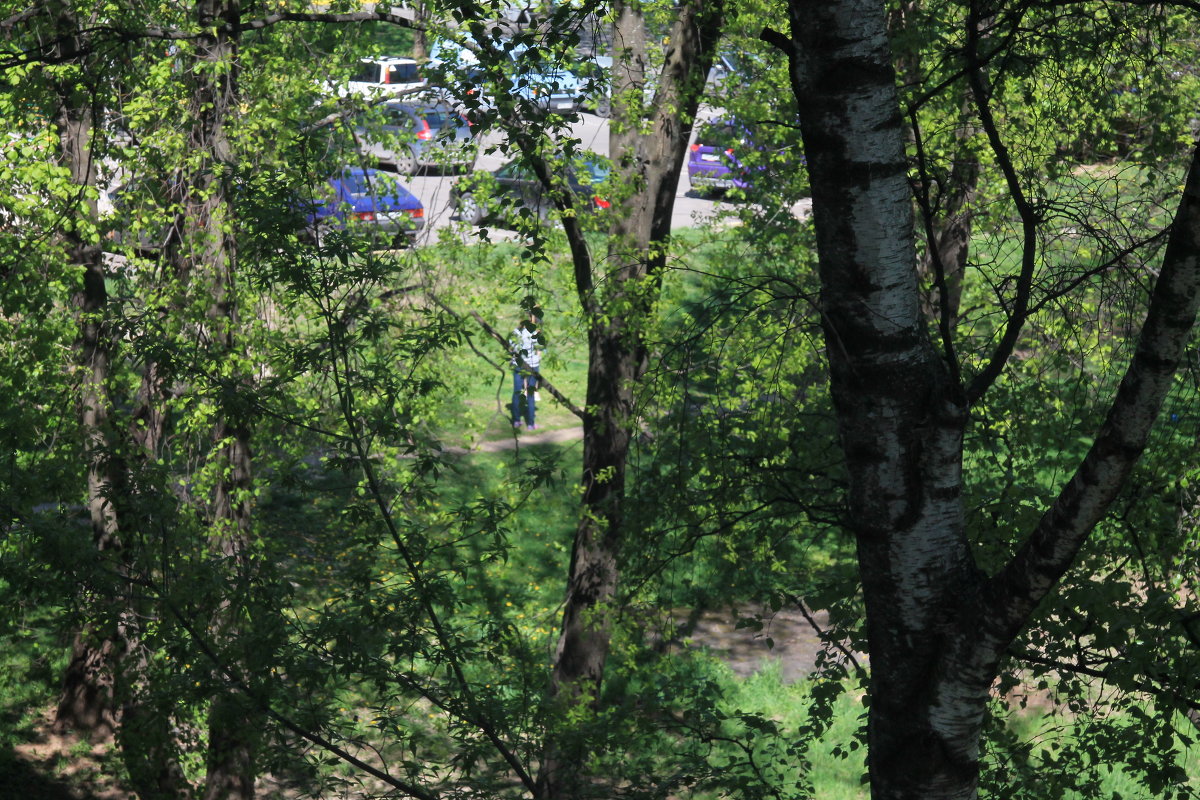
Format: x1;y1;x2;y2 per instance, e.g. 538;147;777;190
723;662;869;799
0;596;66;748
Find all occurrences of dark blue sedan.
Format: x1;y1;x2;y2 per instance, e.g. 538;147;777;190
310;168;425;244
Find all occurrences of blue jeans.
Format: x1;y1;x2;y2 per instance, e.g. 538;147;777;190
512;368;536;426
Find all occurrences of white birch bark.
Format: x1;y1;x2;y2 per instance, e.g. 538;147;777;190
780;1;1200;798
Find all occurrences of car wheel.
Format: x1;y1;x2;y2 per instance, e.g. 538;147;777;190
595;96;611;118
395;147;418;175
456;192;486;224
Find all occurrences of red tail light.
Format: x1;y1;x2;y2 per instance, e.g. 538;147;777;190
406;208;424;218
592;196;611;210
417;121;432;141
355;211;376;221
690;143;699;152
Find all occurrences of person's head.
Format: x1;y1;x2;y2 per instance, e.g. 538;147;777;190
521;295;543;324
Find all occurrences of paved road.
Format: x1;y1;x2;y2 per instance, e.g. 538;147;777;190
404;108;739;243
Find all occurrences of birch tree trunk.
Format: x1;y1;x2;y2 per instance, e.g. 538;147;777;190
777;1;1200;797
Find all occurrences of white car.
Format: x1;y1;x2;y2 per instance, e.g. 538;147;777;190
343;57;426;98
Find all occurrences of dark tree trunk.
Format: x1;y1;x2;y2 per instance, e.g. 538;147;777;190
46;3;195;793
893;1;978;334
48;0;122;742
778;1;1200;798
535;1;724;796
917;95;978;332
179;0;260;796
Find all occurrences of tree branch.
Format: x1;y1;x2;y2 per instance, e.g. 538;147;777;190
988;140;1200;643
1010;648;1200;713
140;577;442;800
963;2;1041;404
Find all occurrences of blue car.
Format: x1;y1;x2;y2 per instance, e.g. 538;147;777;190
309;168;425;244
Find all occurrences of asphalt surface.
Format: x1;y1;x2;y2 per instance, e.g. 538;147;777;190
403;107;753;243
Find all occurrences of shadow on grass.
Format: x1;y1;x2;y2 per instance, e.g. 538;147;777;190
0;746;103;800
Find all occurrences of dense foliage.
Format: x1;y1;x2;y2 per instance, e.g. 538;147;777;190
1;0;1199;798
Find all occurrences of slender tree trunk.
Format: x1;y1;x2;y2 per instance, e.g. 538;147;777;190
914;90;978;332
892;0;978;332
779;1;1200;798
46;5;195;793
47;0;124;741
536;2;723;796
179;0;260;796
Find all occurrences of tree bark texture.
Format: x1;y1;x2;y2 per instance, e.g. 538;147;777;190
179;0;261;797
781;1;1200;798
44;9;196;790
536;1;724;797
48;0;123;742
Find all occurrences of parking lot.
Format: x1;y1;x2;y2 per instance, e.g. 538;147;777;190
403;107;744;243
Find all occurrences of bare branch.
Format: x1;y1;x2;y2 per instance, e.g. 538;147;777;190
963;3;1041;404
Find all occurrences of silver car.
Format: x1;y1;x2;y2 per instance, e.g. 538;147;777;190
354;101;477;175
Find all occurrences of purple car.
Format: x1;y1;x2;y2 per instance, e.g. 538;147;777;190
687;118;804;194
309;168;425;244
688;119;754;192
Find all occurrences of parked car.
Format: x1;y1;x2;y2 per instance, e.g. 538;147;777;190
451;153;612;226
424;64;494;117
104;169;424;254
688;119;756;192
687;118;804;194
354;101;476;174
343;57;426;98
308;168;425;245
431;37;583;114
570;55;664;118
510;54;583;113
572;55;612;117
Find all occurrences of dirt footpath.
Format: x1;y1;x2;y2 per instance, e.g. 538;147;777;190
675;607;860;683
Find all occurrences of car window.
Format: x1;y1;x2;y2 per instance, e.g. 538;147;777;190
381;105;416;128
420;109;453;129
352;62;380;83
386;63;421;84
